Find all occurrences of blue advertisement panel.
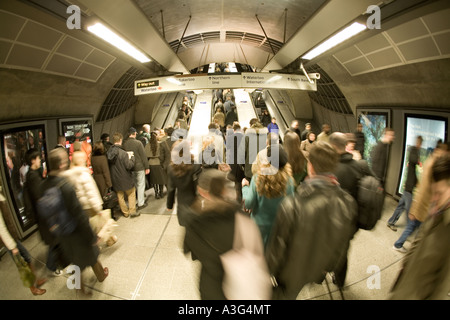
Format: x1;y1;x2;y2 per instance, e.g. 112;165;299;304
397;115;447;194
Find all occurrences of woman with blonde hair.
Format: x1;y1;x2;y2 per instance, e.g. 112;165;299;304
283;132;308;186
241;140;295;246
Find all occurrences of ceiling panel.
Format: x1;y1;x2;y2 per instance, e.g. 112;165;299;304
366;48;402;68
356;33;390;55
0;10;26;40
0;41;12;64
334;6;450;76
0;9;116;82
56;36;93;60
434;31;450;55
17;20;63;50
333;46;361;64
45;54;81;74
386;18;429;43
398;37;440;61
344;57;372;75
6;44;48;69
421;8;450;33
84;49;115;68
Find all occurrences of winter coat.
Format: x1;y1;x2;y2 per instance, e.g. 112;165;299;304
107;144;135;192
300;139;315;159
265;175;358;299
41;175;99;270
238;125;268;179
390;205;450;299
91;154;112;197
24;169;55;245
370;141;390;185
61;166;103;214
123;137;149;172
182;199;241;300
0;207;16;251
166;164;202;226
242;174;295;246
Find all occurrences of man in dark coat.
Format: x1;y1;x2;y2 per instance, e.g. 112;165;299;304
329;132;375;289
23;148;64;275
107;132;137;218
370;127;395;187
265;141;358;299
123;127;150;210
43;148;108;293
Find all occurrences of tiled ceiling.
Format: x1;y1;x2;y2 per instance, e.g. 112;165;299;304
0;9;116;82
334;7;450;76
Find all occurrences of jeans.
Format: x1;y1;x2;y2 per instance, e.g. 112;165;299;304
388;191;412;226
133;170;146;207
394;215;421;248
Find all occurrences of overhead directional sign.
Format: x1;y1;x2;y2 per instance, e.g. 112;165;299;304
135;72;319;96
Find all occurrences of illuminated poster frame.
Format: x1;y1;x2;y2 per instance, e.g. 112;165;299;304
397;114;447;195
356;109;391;169
0;121;48;235
59;117;94;169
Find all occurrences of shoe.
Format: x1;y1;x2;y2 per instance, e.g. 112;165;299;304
387;224;397;232
36;278;48;287
106;235;118;247
392;245;407;253
130;211;141;218
53;269;63;277
98;267;109;283
137;203;148;210
123;212;130;218
30;286;46;296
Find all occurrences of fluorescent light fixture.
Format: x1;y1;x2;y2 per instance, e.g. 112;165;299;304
302;22;367;60
87;22;150;63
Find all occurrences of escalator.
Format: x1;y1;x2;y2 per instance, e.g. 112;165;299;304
233;89;258;129
262;89;296;141
151;92;182;129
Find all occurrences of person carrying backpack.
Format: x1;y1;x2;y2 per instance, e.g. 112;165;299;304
329;132;379;289
38;148;108;295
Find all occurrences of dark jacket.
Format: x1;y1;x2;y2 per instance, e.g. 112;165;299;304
166;164;202;226
24;169;52;245
354;131;365;158
335;153;374;200
41;175;98;270
91;154;112;197
404;146;420;193
371;141;390;185
239;125;268;180
182;199;240;300
390;205;450;299
123;137;149;172
265;175;358;300
107;144;135;192
225;109;238;127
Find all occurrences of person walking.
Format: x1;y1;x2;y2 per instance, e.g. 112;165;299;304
283;132;308;186
370;127;395;187
145;131;167;199
107;132;138;218
166;140;202;226
242;141;295;246
387;136;423;232
300;131;316;160
43;148;108;295
1;204;47;295
91;141;113;198
123;127;150;211
265;141;358;300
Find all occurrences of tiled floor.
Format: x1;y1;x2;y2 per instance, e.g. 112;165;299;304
0;188;413;300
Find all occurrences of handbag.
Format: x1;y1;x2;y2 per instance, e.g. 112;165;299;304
89;209;118;245
220;213;272;300
13;254;35;288
102;188;118;209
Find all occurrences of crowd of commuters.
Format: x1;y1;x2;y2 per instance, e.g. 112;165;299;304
1;90;449;300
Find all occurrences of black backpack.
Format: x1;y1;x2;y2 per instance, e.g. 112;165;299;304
36;179;77;237
356;175;385;230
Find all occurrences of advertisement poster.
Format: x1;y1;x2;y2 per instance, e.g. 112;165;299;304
358;111;389;168
60;119;93;169
397;115;447;194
